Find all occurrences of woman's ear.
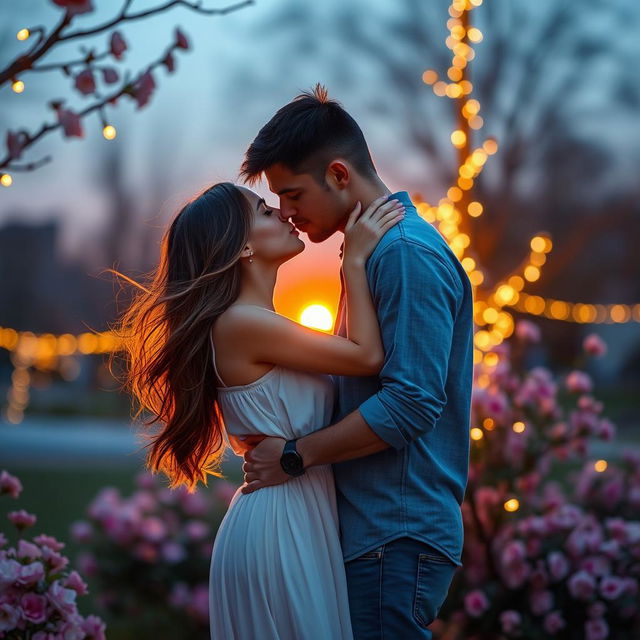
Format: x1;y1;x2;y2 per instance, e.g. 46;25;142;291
241;245;254;263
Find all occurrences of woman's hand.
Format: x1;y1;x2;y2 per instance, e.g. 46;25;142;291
342;195;405;266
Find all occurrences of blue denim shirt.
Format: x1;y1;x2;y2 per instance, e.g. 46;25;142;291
332;191;473;566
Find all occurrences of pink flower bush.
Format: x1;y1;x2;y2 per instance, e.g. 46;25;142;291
70;471;234;636
436;323;640;638
0;470;106;639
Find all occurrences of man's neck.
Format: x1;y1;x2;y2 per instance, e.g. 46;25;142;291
338;177;393;234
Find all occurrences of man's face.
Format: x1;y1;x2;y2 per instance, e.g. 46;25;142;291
264;163;348;243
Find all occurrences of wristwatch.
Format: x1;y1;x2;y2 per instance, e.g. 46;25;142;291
280;439;306;477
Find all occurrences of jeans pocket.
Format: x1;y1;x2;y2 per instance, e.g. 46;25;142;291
413;552;457;628
355;546;383;560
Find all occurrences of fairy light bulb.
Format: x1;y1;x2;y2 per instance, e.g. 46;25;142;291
17;28;30;41
102;125;117;140
12;80;25;94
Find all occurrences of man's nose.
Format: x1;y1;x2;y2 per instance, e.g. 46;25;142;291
278;205;294;222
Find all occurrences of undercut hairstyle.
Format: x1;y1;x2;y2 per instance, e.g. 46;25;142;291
240;83;377;186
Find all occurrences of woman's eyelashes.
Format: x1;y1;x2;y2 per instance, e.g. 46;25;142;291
263;209;274;216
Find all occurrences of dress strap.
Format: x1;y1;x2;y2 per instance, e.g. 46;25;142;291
209;330;228;388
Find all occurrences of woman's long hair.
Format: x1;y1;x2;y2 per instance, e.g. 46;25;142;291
109;182;253;492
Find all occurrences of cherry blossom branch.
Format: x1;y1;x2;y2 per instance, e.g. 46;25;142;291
60;0;254;42
0;0;253;175
1;45;174;172
0;0;252;87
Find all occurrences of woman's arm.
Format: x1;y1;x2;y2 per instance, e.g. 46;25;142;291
222;196;404;377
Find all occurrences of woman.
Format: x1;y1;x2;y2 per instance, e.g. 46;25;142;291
113;182;404;639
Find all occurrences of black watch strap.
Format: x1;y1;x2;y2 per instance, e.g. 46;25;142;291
280;439;305;477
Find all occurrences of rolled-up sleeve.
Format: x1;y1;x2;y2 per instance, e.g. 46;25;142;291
358;239;462;449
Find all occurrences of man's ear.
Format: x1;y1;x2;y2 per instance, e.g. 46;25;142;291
325;160;350;190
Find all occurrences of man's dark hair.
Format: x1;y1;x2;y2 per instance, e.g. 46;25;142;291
240;84;377;186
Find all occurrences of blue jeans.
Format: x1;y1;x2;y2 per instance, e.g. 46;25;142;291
345;537;458;639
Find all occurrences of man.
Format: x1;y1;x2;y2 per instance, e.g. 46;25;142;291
239;84;474;639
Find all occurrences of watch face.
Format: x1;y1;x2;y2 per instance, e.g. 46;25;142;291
281;452;303;474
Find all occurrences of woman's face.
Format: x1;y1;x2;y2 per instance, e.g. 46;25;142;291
237;186;305;264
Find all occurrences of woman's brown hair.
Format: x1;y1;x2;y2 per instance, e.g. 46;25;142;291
109;182;253;492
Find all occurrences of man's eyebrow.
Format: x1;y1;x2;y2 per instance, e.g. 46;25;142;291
276;188;300;196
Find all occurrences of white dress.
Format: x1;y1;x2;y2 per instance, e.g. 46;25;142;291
208;335;353;640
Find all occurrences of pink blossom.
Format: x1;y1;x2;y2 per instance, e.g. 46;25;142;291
101;67;119;84
17;540;41;560
529;589;553;615
64;570;88;596
41;546;69;574
20;592;47;624
47;580;78;615
52;0;93;16
140;516;167;542
0;532;7;547
162;52;176;73
585;617;609;640
59;617;85;640
70;521;93;543
0;602;20;632
161;541;186;564
184;520;210;541
16;561;45;588
596;419;615;441
543;610;566;634
464;589;490;617
132;70;156;109
599;575;625;600
132;490;157;512
566;371;593;394
74;69;96;95
499;609;521;634
110;31;127;60
515;319;541;343
81;614;106;640
583;334;607;357
547;551;569;581
33;534;64;552
568;569;596;600
0;557;21;586
8;509;36;530
175;27;190;50
56;108;84;138
5;132;27;163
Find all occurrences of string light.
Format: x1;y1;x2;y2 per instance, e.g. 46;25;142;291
594;460;608;472
0;326;120;423
504;498;520;512
1;174;13;187
413;0;639;362
16;28;30;41
102;125;117;140
12;79;25;94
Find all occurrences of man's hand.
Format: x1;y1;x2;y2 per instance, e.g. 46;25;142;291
241;436;289;494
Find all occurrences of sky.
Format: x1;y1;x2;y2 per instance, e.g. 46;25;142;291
1;0;639;323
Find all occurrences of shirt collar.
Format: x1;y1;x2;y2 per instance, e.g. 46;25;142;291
338;191;412;258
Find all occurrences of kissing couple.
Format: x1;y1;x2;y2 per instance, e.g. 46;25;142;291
118;84;474;639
